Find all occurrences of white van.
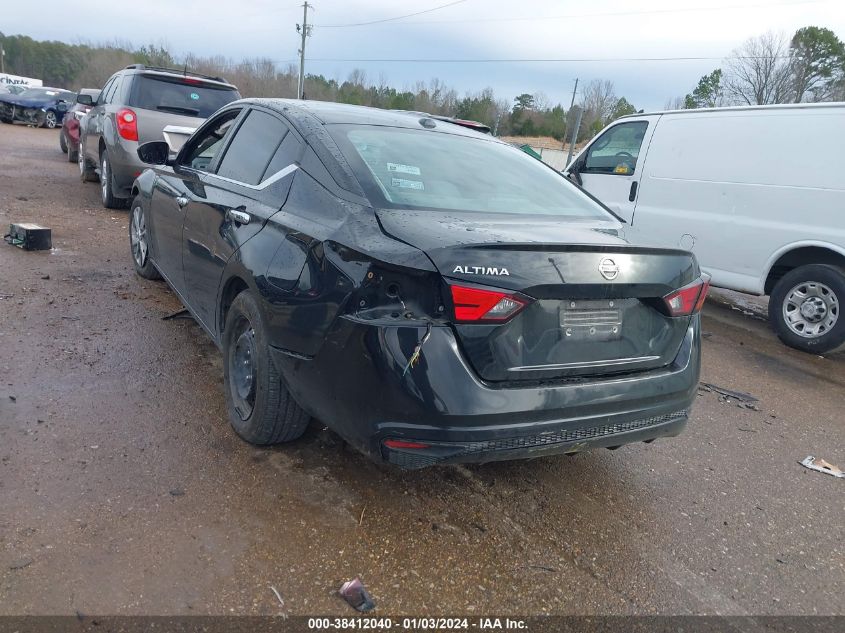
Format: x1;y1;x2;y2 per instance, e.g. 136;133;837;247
566;103;845;353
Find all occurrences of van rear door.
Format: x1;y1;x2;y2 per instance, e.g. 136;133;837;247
567;116;658;223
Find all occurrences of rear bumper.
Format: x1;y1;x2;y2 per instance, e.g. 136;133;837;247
270;316;701;468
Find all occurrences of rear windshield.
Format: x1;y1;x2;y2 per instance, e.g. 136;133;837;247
330;125;612;219
129;75;239;118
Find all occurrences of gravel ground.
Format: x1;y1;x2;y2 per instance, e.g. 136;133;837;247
0;123;843;616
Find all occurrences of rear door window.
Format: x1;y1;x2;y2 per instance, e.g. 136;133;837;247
261;129;303;182
583;121;649;175
128;75;239;118
215;109;290;185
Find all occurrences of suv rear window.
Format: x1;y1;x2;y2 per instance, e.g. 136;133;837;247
128;75;239;118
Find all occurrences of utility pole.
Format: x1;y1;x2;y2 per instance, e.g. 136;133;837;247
296;2;313;100
565;78;581;168
1;44;6;75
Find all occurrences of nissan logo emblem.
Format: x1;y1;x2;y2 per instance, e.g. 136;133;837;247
598;257;620;280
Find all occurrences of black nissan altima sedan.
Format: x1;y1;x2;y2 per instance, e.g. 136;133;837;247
129;98;707;469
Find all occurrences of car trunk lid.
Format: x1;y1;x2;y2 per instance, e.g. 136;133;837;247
376;209;700;381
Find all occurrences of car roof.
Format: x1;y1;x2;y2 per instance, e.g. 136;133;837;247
239;98;497;140
619;101;845;119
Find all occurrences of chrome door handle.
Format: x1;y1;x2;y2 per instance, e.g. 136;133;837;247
226;209;251;225
176;196;189;208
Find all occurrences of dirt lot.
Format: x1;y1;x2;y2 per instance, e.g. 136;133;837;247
1;124;843;616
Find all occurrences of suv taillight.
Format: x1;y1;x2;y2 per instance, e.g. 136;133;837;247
116;108;138;141
450;284;530;322
662;274;711;316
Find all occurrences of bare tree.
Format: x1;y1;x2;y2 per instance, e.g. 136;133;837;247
724;32;792;105
580;79;616;137
664;96;685;110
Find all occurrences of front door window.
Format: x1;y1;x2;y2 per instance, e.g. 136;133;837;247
583;121;649;176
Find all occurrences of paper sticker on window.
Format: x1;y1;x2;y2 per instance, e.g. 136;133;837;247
392;178;424;190
387;162;421;176
190;92;200;100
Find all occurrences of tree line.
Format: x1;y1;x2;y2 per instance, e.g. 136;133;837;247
2;25;841;145
0;33;638;143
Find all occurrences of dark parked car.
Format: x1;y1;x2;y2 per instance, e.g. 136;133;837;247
60;88;100;162
0;86;75;128
129;99;706;468
78;64;240;209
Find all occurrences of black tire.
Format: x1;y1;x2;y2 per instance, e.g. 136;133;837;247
79;139;97;182
1;117;13;124
68;144;78;163
59;130;68;153
99;149;124;209
769;264;845;354
129;199;161;280
223;291;310;445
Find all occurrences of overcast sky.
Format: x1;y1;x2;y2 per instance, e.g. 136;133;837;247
4;0;844;110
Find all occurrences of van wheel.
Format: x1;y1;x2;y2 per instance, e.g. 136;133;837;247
223;291;310;445
59;130;68;153
769;264;845;354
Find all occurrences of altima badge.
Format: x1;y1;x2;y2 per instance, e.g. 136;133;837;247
598;258;619;280
453;265;510;276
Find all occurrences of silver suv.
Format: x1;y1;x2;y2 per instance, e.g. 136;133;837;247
78;64;240;208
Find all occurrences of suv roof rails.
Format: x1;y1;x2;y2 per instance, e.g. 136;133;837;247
123;64;229;85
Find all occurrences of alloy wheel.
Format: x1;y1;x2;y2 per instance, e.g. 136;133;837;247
783;280;839;338
130;206;148;268
78;141;85;175
44;111;57;129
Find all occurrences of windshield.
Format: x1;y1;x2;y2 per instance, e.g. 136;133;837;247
129;75;239;118
18;88;71;100
331;125;613;219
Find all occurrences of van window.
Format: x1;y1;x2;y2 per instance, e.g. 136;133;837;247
583;121;648;176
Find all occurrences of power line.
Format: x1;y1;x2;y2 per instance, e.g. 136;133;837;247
316;0;468;28
287;55;794;64
316;0;826;27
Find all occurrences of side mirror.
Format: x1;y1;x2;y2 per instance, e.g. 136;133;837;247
137;141;172;166
76;93;94;106
566;161;583;186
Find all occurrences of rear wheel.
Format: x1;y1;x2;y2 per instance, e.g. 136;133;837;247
79;139;97;182
100;149;124;209
129;199;160;280
59;130;68;153
769;264;845;354
223;291;310;445
43;110;58;129
68;142;78;163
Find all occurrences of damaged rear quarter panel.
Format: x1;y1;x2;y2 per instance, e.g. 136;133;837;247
219;167;432;358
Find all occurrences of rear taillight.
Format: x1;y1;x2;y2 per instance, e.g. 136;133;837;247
116;108;138;141
662;275;711;316
450;284;530;322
